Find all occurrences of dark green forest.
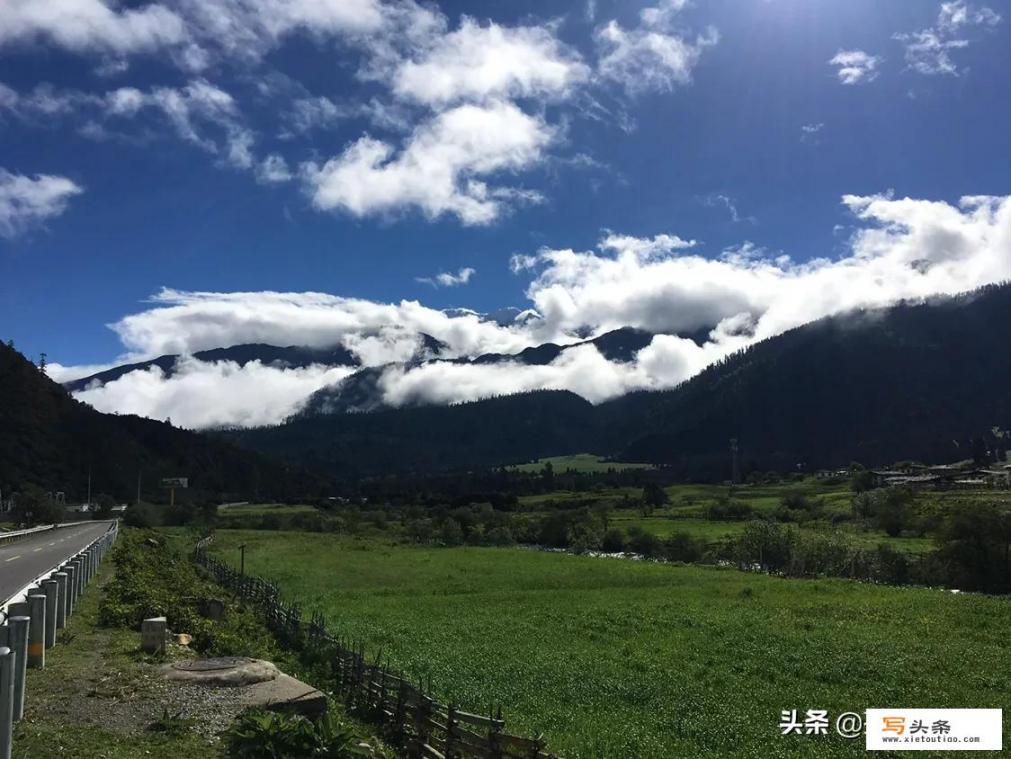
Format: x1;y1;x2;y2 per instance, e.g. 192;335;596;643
0;341;327;503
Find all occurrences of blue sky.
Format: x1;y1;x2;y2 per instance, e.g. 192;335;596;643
1;1;1010;427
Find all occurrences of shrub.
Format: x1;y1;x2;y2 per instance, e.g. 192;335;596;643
601;528;627;553
486;526;515;546
225;709;365;758
733;521;794;571
663;532;705;563
706;499;753;521
626;526;663;558
439;518;465;546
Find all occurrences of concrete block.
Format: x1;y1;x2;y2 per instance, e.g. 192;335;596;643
141;617;167;654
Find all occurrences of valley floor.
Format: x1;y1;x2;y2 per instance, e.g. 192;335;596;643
209;529;1011;758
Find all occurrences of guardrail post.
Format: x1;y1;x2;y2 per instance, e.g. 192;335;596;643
26;596;45;669
8;618;27;721
53;573;68;629
1;646;13;759
71;557;82;601
41;581;58;649
64;565;77;618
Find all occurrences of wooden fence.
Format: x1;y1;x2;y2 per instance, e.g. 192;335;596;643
194;542;559;759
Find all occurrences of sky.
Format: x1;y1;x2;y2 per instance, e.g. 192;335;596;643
1;0;1010;428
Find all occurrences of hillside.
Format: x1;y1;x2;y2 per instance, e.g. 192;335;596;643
0;342;328;502
223;390;598;478
603;283;1011;476
221;284;1011;479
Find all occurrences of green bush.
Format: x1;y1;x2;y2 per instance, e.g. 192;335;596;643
225;709;365;758
99;529;279;659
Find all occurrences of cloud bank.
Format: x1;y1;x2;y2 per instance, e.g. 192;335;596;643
56;192;1011;428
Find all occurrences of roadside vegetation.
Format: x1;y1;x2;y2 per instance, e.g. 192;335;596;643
14;528;385;758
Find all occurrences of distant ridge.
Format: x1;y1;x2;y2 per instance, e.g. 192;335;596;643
222;284;1011;479
63;343;359;392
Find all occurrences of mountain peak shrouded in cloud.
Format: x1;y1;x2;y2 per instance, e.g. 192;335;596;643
48;192;1011;429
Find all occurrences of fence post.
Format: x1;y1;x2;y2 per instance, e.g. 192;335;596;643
53;573;68;629
8;618;28;722
0;646;13;759
41;580;59;649
26;595;46;669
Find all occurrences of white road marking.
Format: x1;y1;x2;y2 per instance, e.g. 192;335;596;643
33;547;42;552
5;555;20;562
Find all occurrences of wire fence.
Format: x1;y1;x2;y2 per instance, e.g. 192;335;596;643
194;539;559;759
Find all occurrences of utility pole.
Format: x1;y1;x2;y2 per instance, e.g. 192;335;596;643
86;466;92;508
240;544;246;577
136;470;142;506
730;438;740;485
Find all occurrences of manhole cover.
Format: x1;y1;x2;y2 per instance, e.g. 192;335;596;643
173;657;253;672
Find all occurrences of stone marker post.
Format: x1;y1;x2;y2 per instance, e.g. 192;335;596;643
141;617;167;654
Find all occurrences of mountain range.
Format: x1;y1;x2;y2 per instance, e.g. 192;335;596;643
220;283;1011;479
40;283;1011;485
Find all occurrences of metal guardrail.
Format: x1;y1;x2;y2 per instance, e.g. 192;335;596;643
0;521;104;548
0;521;118;759
0;526;55;547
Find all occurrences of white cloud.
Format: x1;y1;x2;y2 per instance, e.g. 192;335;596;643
416;267;475;288
102;288;531;362
105;80;255;168
0;0;389;70
895;1;1000;76
0;0;187;55
257;154;292;184
801;122;824;145
1;78;260;172
63;192;1011;425
829;50;882;84
74;357;356;429
705;193;754;224
0;168;83;238
595;15;718;95
301;100;553;224
390;18;589;107
175;0;387;66
938;1;1001;33
519;194;1011;342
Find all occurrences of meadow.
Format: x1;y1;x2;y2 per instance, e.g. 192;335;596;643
509;453;654;474
210;529;1011;758
216;502;320;517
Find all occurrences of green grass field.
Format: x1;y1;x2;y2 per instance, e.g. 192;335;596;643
215;502;319;517
210;530;1011;758
510;453;654;474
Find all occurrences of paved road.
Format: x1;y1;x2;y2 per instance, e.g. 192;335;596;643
0;522;114;605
